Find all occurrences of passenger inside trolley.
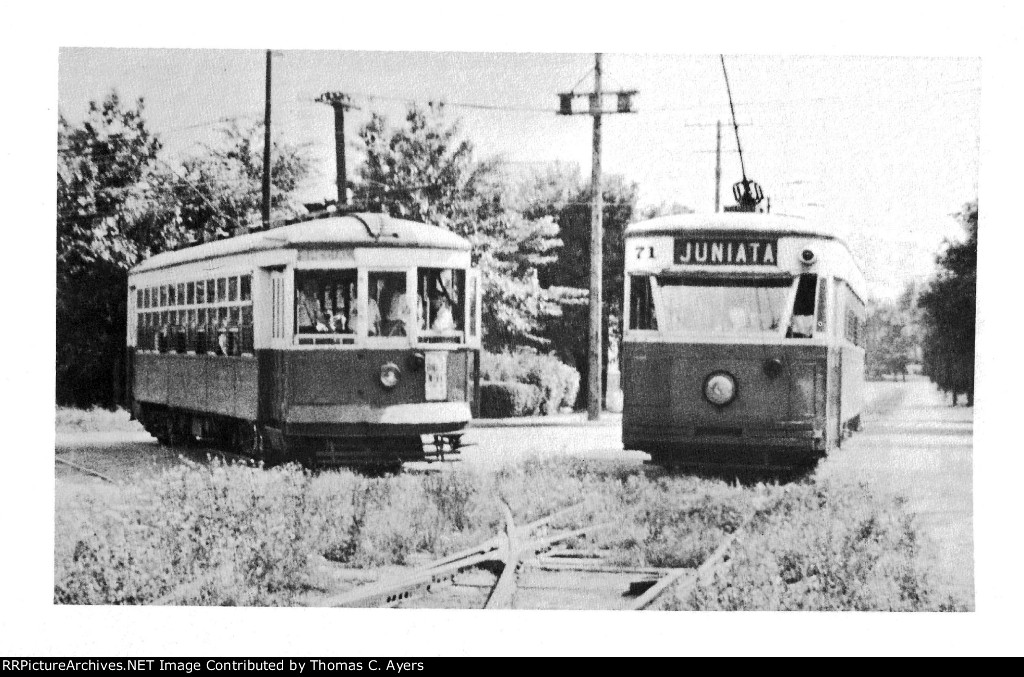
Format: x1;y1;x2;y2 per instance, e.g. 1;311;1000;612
296;271;358;334
418;268;464;337
369;272;408;337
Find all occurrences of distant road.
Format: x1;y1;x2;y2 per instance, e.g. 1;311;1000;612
818;377;974;607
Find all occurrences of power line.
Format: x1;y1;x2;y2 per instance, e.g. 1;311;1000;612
340;91;553;114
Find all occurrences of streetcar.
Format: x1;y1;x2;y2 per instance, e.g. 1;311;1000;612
622;212;866;468
126;212;482;468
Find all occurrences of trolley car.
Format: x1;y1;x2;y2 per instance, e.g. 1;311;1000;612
126;213;482;468
622;213;866;468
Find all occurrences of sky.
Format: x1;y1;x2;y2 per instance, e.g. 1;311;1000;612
57;49;980;300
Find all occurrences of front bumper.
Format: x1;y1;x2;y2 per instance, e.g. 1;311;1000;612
624;420;826;465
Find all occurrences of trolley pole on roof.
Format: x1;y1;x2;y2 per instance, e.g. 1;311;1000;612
715;120;722;213
316;92;355;207
557;53;637;421
262;49;273;229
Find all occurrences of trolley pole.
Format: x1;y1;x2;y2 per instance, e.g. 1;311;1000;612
316;92;355;207
715;119;722;213
262;49;273;230
557;54;637;421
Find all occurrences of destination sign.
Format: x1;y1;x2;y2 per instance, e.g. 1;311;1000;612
673;238;779;266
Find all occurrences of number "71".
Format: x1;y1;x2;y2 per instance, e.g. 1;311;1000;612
635;246;655;260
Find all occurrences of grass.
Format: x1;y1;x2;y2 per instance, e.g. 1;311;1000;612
54;456;966;610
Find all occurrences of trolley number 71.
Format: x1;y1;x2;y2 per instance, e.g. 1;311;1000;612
630;238;665;266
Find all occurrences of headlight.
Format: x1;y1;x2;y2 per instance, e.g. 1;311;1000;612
380;363;401;389
800;248;817;265
704;371;737;406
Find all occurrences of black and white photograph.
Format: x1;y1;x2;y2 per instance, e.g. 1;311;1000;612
5;0;1023;658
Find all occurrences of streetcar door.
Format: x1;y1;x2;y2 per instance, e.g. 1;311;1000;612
465;268;482;417
270;269;289;349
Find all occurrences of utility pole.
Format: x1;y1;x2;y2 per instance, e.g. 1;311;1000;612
316;92;354;206
262;49;273;230
715;119;722;213
589;54;603;422
557;54;637;421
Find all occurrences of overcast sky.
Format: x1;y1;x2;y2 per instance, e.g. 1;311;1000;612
58;49;979;299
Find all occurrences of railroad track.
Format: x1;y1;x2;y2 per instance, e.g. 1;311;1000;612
54;456;119;484
314;502;754;611
54;444;256;485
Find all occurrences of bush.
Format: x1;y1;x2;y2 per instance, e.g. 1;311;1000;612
671;480;966;611
481;350;580;415
479;381;542;418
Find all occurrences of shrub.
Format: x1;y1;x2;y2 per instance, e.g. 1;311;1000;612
54;460;323;606
481;350;580;415
479;381;542;418
671;480;964;611
55;406;142;433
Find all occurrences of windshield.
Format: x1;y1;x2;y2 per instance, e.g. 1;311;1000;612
295;270;357;335
653;276;792;336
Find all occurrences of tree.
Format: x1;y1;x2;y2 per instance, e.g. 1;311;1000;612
865;291;920;381
919;200;978;405
57;94;312;408
172;121;311;240
57;92;177;407
352;104;568;350
529;171;641;403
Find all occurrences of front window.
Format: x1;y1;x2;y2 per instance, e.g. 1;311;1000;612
295;270;358;335
641;276;792;336
417;268;465;342
788;273;819;338
368;271;409;338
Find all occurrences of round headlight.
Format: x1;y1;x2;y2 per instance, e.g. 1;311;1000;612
800;248;816;265
704;371;737;406
379;363;401;389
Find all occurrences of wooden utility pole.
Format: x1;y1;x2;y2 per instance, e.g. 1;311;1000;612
715;119;722;213
262;49;273;229
557;55;637;421
588;54;603;421
316;92;355;207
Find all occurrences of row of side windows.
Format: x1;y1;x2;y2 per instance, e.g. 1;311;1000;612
136;275;252;309
135;274;254;356
839;279;865;348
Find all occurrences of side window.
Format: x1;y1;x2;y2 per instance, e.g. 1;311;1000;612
629;275;658;330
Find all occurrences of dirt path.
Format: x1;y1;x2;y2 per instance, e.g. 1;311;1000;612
817;377;974;606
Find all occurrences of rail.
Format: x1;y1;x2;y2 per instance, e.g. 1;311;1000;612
317;502;754;610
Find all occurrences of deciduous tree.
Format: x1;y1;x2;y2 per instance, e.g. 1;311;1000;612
57;92;173;407
353;104;568;350
919;200;977;405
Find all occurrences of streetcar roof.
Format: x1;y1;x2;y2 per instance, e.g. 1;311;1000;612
131;213;471;273
625;212;845;242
